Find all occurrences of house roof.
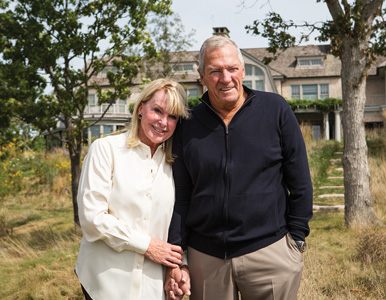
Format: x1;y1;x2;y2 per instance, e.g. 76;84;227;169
89;44;386;86
243;45;342;79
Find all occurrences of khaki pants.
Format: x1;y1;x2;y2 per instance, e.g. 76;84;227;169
187;233;303;300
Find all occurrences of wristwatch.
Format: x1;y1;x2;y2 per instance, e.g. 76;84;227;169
295;240;307;253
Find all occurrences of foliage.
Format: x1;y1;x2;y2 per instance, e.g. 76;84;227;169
366;128;386;158
0;0;172;225
287;98;342;112
187;96;201;108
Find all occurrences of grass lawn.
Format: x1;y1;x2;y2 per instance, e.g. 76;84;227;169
1;137;386;299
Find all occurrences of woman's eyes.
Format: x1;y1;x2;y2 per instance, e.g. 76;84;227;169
154;108;177;120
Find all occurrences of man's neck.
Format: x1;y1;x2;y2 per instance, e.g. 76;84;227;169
211;91;247;126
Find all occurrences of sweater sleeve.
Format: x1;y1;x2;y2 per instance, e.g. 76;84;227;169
77;139;151;254
168;124;192;250
280;105;314;241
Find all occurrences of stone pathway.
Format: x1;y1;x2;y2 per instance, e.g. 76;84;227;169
313;151;345;211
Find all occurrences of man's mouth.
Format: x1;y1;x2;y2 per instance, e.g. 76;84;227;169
220;87;233;91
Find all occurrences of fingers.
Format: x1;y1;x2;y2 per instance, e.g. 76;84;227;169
164;267;191;299
145;239;183;267
170;244;183;254
180;268;191;296
167;278;183;300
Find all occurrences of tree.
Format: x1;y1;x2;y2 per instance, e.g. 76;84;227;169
129;13;196;80
246;0;386;228
0;0;171;226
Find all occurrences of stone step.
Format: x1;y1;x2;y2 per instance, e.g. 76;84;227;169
330;159;341;163
318;194;344;198
313;205;344;211
328;176;344;179
319;186;344;189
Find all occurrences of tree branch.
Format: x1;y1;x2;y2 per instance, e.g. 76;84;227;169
325;0;345;22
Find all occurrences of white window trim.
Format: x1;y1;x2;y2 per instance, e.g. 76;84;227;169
296;56;324;68
291;83;330;100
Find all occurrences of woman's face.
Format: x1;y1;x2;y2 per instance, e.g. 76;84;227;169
138;89;178;152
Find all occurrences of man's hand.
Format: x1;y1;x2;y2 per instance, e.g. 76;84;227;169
165;266;191;299
144;238;183;268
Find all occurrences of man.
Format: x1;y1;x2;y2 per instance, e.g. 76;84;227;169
165;35;313;300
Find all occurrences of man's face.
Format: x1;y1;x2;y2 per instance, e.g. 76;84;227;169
199;43;245;109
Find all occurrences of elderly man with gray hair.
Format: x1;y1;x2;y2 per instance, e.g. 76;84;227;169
165;35;313;300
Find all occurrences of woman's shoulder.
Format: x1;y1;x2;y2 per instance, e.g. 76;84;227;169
89;131;129;153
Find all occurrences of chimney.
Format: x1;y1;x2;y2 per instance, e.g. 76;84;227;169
212;27;230;38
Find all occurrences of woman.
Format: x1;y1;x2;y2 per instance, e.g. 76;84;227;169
75;79;190;300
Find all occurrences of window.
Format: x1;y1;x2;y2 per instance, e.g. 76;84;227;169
302;84;318;100
117;99;127;113
173;64;194;72
311;58;322;65
99;67;117;77
291;85;300;99
297;57;323;68
186;88;199;98
103;125;114;135
291;84;330;100
88;94;99;113
320;84;329;99
243;80;252;89
88;94;96;105
254;67;264;76
91;125;100;138
244;64;265;91
255;80;264;91
299;59;310;66
245;65;253;76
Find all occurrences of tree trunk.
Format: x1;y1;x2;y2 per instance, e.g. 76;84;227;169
69;142;82;227
340;40;383;228
65;119;83;228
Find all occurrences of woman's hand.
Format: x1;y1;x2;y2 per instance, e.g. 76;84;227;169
144;238;183;268
165;266;191;300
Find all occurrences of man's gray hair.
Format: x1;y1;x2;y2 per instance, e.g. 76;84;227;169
198;35;244;74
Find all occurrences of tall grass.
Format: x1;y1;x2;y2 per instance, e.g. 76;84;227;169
1;129;386;299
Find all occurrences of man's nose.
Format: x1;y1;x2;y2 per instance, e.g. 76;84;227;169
221;70;232;83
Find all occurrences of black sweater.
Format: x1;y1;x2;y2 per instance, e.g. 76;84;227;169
168;87;313;259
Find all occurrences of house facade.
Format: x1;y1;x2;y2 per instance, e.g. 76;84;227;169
84;27;386;144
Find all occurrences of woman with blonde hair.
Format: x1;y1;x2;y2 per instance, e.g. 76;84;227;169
75;78;190;300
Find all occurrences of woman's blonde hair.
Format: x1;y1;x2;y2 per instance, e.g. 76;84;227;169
127;78;190;163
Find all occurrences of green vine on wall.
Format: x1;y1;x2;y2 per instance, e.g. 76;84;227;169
286;98;343;113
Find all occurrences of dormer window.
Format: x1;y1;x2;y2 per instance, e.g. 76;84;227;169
173;64;194;72
297;56;324;68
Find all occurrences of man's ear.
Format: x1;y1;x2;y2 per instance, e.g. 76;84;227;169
198;70;206;86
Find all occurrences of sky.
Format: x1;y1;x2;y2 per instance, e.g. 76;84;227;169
170;0;332;51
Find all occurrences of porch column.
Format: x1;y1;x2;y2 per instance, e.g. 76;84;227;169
88;127;92;146
334;110;342;142
323;112;330;140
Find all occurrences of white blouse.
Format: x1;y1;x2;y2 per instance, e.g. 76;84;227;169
75;131;175;300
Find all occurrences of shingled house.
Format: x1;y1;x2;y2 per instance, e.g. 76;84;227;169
84;27;386;144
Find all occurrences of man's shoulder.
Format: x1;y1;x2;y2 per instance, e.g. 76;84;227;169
249;89;290;109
